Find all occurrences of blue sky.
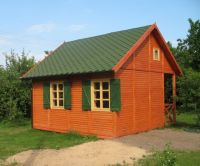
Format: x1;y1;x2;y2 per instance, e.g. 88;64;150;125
0;0;199;66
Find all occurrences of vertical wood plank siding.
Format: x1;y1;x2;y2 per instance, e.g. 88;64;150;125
32;33;175;138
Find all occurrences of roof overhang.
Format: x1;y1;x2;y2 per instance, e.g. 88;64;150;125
112;24;183;76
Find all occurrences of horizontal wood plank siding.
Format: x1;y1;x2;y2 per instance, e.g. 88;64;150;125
32;32;176;138
134;71;149;132
32;78;115;138
115;33;167;137
115;67;134;136
164;54;174;74
150;72;164;128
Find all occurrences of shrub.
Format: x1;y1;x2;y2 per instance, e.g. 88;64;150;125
0;50;35;122
138;144;177;166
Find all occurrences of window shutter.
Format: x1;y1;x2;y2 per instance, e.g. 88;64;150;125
110;79;121;112
82;80;91;111
43;82;50;109
64;80;71;109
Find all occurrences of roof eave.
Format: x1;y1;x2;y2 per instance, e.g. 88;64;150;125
21;70;114;80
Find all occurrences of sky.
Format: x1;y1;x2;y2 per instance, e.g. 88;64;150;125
0;0;199;66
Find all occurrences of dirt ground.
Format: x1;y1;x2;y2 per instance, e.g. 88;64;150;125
114;129;200;151
6;129;200;166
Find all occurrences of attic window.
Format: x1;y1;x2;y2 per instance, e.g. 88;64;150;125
153;48;160;61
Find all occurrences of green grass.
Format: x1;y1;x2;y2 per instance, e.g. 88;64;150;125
111;149;200;166
175;151;200;166
137;150;200;166
137;112;200;166
0;120;97;159
171;111;200;132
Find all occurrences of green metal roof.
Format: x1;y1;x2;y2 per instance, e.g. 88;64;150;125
23;25;150;79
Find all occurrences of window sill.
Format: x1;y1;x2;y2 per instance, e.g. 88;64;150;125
50;107;65;110
91;109;110;112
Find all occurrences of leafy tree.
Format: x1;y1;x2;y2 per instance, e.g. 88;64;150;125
177;68;200;112
171;19;200;125
176;19;200;71
167;41;176;56
0;50;35;121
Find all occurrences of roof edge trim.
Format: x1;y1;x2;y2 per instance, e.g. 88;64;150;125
21;42;66;79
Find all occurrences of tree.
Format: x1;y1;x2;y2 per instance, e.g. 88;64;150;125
0;50;35;121
173;19;200;125
176;19;200;71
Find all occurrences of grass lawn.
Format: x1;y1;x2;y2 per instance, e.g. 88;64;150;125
0;120;97;159
137;111;200;166
137;150;200;166
172;111;200;132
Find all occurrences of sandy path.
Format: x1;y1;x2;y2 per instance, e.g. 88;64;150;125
6;140;146;166
6;129;200;166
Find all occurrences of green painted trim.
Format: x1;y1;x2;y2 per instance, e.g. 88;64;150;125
110;79;121;112
82;80;91;111
64;80;71;109
43;82;50;109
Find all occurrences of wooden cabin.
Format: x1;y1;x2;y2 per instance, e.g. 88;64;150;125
22;24;182;138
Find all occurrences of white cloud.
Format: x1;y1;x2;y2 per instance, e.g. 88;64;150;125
66;24;86;32
27;23;55;33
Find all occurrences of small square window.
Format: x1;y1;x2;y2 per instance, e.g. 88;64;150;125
53;84;57;90
58;84;63;90
59;100;64;106
94;82;100;90
103;91;109;99
153;48;160;61
94;91;100;99
53;99;57;106
103;82;109;90
53;92;57;98
94;100;100;108
103;100;109;108
59;92;63;99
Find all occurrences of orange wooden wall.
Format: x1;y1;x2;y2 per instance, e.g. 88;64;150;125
114;33;174;136
32;32;175;138
33;78;116;138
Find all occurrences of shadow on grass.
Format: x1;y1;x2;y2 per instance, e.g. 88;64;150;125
167;112;200;133
171;121;200;133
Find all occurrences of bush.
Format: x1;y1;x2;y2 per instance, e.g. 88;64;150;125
176;68;200;126
0;50;35;122
138;144;177;166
